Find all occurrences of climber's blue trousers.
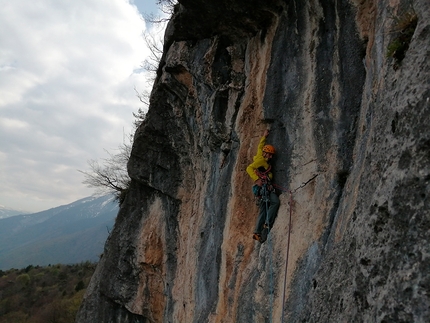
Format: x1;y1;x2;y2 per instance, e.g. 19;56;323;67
254;191;280;234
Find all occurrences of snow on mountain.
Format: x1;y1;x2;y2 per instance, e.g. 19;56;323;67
0;194;119;270
0;205;29;219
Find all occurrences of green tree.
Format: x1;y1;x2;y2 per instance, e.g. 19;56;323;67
74;280;85;292
16;273;30;287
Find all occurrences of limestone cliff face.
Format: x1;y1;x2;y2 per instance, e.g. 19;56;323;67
76;0;429;322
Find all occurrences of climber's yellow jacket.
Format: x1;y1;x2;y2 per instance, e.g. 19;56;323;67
246;135;273;182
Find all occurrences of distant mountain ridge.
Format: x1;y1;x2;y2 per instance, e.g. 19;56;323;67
0;205;29;219
0;195;118;270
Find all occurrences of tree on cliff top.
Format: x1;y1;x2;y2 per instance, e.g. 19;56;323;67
79;1;171;203
79;109;146;205
152;0;177;19
79;142;131;204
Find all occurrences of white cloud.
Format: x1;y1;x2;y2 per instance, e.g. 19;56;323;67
0;0;161;212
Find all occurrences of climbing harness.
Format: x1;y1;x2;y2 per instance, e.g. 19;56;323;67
255;165;272;183
253;166;273;206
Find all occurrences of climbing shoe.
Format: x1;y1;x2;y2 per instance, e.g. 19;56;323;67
252;233;262;242
253;232;267;243
260;228;268;243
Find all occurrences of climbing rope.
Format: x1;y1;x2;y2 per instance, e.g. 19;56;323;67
256;170;319;322
280;190;293;323
262;183;274;323
275;174;318;322
255;168;275;322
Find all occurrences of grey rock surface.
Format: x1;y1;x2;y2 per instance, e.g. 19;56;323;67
76;0;429;322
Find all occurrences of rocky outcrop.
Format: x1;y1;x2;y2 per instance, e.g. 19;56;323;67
76;0;429;322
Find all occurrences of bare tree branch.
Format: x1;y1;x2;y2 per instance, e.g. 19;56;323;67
77;1;175;204
141;0;176;76
79;137;133;204
141;31;164;76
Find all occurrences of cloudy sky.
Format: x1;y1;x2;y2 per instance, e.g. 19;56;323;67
0;0;168;212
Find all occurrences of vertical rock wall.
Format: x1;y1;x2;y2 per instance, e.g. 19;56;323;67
76;0;429;322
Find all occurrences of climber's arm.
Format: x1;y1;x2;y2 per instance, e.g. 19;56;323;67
247;130;271;182
256;136;266;157
246;163;260;181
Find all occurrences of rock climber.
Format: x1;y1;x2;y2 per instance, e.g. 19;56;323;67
246;129;280;243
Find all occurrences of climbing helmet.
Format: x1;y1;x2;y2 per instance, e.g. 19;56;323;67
262;144;275;154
